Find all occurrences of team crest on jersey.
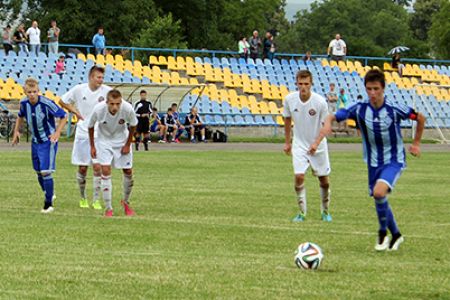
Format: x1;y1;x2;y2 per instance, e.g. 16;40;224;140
98;96;105;102
309;109;317;116
118;119;125;124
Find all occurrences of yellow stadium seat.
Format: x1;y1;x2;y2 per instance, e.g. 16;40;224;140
115;55;124;62
105;54;115;65
77;53;86;61
149;55;159;65
189;78;199;85
158;56;168;65
276;116;284;126
86;53;96;62
176;56;186;71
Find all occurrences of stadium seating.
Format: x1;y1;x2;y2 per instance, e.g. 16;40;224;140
1;49;449;128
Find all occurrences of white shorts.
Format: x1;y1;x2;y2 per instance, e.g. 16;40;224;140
72;137;99;166
96;140;133;169
292;149;331;176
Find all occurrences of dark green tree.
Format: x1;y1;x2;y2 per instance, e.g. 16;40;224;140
277;0;427;58
410;0;441;41
428;0;450;59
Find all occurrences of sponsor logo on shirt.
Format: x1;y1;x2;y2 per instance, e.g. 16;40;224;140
119;119;125;124
309;109;316;116
82;97;87;101
294;108;299;112
98;96;105;102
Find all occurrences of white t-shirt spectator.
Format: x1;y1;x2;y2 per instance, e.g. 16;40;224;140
328;39;346;56
26;27;41;45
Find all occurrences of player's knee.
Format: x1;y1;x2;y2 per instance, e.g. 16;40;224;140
79;166;88;175
101;166;112;176
295;174;305;185
123;169;132;176
41;172;51;178
92;164;101;176
373;186;388;199
320;182;329;190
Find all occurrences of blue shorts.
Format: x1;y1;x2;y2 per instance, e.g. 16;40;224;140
31;140;58;173
150;121;159;133
368;163;405;196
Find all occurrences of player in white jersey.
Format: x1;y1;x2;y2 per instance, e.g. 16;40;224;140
283;70;332;222
88;89;138;217
59;66;112;210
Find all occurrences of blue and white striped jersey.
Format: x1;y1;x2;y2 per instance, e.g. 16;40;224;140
18;96;66;144
335;98;416;167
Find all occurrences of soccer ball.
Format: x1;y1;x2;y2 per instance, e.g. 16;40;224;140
294;242;324;270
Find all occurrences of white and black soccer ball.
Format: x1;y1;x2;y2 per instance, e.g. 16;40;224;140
294;242;324;270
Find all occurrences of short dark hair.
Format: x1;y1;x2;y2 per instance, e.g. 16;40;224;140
153;107;158;112
140;90;147;94
296;69;313;83
167;107;173;112
89;65;105;77
171;103;178;107
364;69;385;88
107;89;122;101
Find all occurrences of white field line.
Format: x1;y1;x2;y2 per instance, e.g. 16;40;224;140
1;207;448;241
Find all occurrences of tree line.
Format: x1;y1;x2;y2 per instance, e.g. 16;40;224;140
1;0;448;59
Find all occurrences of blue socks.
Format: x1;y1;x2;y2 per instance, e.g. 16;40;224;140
374;197;388;232
374;197;399;235
42;174;54;206
37;174;45;191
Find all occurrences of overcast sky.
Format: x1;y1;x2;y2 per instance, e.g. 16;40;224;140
285;0;316;21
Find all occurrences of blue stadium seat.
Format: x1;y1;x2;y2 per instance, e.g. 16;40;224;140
224;115;236;125
234;115;245;125
244;115;256;125
214;115;225;125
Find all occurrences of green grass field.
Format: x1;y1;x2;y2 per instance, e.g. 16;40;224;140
1;146;449;299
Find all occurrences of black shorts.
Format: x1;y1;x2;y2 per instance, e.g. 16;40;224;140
137;120;150;133
167;126;177;133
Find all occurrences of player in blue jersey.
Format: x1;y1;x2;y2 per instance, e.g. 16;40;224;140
171;103;185;143
311;69;425;251
12;78;67;213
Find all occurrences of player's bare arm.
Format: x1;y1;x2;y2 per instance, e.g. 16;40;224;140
409;112;426;157
49;116;68;143
308;114;335;155
88;127;96;158
283;117;292;155
122;125;136;155
59;101;84;120
11;116;24;146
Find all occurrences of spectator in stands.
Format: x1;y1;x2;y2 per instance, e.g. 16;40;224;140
134;90;153;151
391;53;404;77
47;20;60;54
249;30;261;60
26;21;41;56
337;88;348;109
55;55;66;78
92;27;106;55
149;108;166;143
302;50;312;62
171;103;185;143
263;31;275;61
337;88;348;131
185;107;206;143
327;33;346;62
2;25;13;56
13;24;28;54
238;36;250;60
162;107;178;143
326;83;338;113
